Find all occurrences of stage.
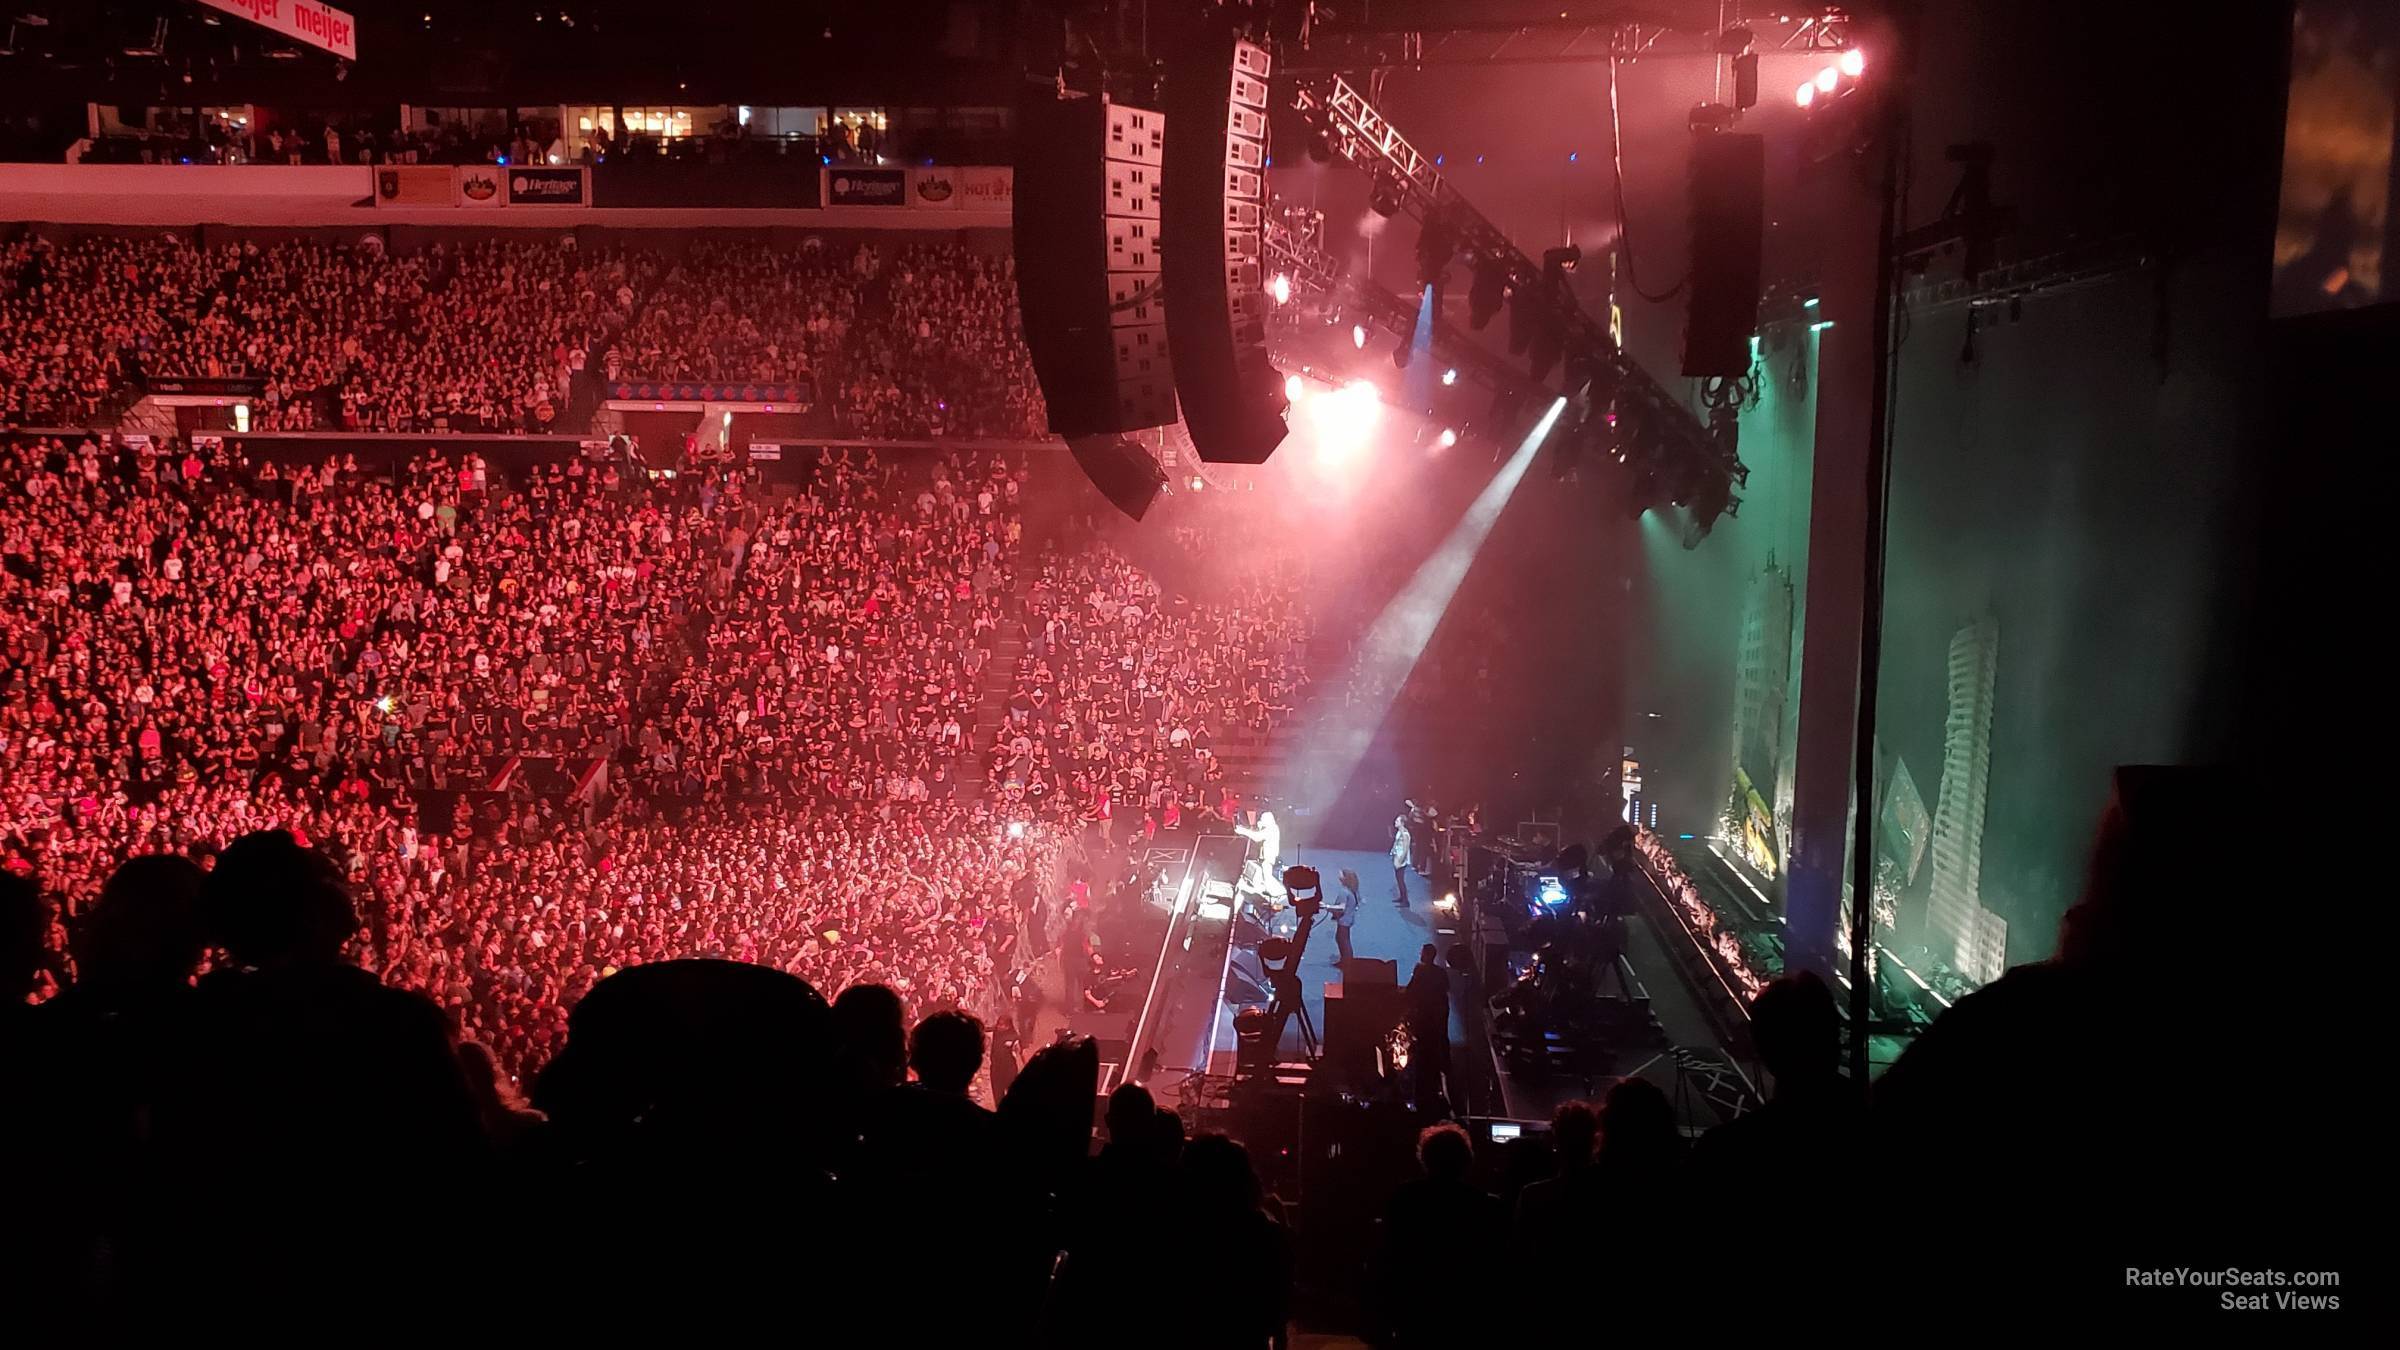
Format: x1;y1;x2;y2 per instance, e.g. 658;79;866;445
1055;824;1760;1138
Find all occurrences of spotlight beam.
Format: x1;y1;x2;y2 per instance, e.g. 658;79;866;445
1285;397;1570;818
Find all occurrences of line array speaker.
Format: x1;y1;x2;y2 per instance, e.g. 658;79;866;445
1014;94;1178;436
1682;131;1766;379
1162;31;1289;464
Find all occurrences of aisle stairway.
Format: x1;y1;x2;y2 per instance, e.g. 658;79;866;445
954;574;1030;799
957;476;1079;798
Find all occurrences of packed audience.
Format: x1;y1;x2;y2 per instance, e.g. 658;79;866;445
0;431;1058;1083
0;396;2347;1326
1;233;1047;440
989;534;1312;837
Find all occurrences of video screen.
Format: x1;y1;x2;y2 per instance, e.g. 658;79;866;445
2275;0;2400;314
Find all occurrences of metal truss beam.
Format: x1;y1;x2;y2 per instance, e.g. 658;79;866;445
1290;71;1742;490
1261;216;1528;399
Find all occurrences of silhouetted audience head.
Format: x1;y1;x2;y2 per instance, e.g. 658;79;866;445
77;855;205;991
1;871;47;1001
1599;1077;1680;1165
909;1009;985;1094
456;1038;542;1144
1150;1104;1186;1159
202;830;357;967
1416;1121;1473;1182
1106;1081;1157;1144
832;982;910;1091
1751;969;1840;1087
2059;765;2240;967
1000;1035;1104;1191
1550;1100;1599;1168
1180;1133;1265;1216
535;959;830;1147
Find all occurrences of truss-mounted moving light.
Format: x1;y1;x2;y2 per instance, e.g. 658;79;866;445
1468;255;1507;330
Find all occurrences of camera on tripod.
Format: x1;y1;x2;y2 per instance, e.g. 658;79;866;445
1283;865;1322;918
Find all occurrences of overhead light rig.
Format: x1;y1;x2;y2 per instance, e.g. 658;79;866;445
1276;7;1851;74
1262;212;1529;411
1289;70;1746;512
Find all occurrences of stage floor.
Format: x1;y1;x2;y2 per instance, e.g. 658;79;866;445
1083;832;1756;1132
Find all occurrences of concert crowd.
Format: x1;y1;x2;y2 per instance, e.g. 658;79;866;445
0;233;1046;440
0;430;1070;1083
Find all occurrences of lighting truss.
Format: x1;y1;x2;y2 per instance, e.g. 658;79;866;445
1290;72;1745;495
1263;216;1527;398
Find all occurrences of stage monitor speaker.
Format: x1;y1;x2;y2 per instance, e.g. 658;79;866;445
1322;980;1409;1081
1345;958;1399;986
1014;94;1177;437
1068;434;1170;520
1682;132;1765;379
1065;1010;1131;1066
1162;29;1289;464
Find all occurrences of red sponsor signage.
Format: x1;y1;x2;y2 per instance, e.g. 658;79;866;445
198;1;359;62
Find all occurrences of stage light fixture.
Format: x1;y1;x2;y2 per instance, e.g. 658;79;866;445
1839;48;1866;78
1507;287;1537;355
1795;81;1816;108
1306;380;1383;467
1815;66;1840;93
1733;51;1760;109
1542;244;1583;275
1285;372;1307;403
1435;427;1458;449
1441;367;1459;386
1414;211;1459;286
1369;176;1404;218
1270;272;1292;304
1683;469;1734;547
1468;257;1506;329
1353;324;1369;349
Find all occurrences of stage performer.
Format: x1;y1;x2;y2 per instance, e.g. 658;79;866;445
1236;808;1281;881
1234;809;1285;918
1391;813;1412;908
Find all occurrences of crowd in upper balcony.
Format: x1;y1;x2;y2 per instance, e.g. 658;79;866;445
0;233;1047;440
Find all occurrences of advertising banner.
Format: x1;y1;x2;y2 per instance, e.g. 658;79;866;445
143;375;266;397
375;165;451;206
909;167;961;210
507;167;587;205
454;165;506;208
608;380;810;405
825;168;908;207
955;166;1014;211
198;1;358;62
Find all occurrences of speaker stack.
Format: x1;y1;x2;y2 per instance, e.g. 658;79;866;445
1013;95;1178;437
1681;132;1766;379
1161;32;1289;464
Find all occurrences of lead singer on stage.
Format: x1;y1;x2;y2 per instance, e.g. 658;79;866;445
1235;807;1284;921
1391;810;1412;908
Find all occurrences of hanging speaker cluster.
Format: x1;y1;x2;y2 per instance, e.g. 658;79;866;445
1161;31;1289;464
1013;94;1177;438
